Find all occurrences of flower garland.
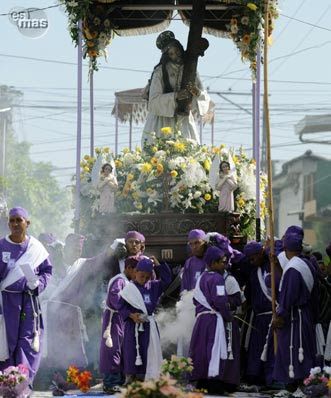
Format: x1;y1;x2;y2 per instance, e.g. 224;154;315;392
60;0;114;71
226;0;279;79
78;131;267;239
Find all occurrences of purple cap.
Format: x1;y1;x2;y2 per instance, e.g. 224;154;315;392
203;246;226;267
283;232;303;252
265;239;284;256
136;257;154;273
125;255;141;269
214;233;233;256
188;229;206;241
125;231;144;242
326;242;331;258
38;232;57;245
284;225;304;238
243;241;263;257
9;207;29;220
65;233;85;249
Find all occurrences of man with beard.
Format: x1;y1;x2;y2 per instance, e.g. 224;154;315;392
142;30;210;145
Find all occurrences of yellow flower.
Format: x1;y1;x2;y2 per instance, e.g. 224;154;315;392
260;182;265;190
263;191;269;199
327;379;331;389
80;173;84;179
116;191;121;197
260;201;266;209
123;147;130;153
146;188;154;195
174;142;185;151
166;149;170;155
136;203;143;210
230;18;238;25
156;163;164;173
141;163;152;174
80;161;86;167
132;192;139;200
83;166;89;172
202;146;208;153
241;153;247;159
83;154;90;160
89;157;95;163
136;146;142;153
204;160;211;171
250;159;256;165
220;144;225;149
204;193;211;201
115;160;123;168
127;173;134;181
238;199;245;207
103;147;110;153
160;126;173;134
247;2;257;11
212;147;220;153
243;34;251;44
95;147;101;154
87;40;95;47
152;146;158;153
151;157;158;166
233;156;238;164
170;170;178;178
179;163;186;170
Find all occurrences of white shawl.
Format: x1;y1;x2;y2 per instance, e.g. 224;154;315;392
279;256;314;293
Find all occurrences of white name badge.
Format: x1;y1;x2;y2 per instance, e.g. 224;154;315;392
2;252;11;263
144;294;151;304
216;285;225;296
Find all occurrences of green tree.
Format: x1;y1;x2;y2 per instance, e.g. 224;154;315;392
0;85;70;237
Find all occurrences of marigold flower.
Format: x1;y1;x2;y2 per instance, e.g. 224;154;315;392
103;147;110;153
220;144;225;148
83;154;90;161
123;147;130;153
87;40;94;47
151;157;158;166
212;147;220;153
260;201;266;209
146;188;154;194
156;163;164;173
80;161;86;167
233;156;238;163
230;18;238;25
152;146;158;153
89;157;95;163
204;160;211;171
174;142;185;151
204;193;211;201
127;173;134;181
160;127;173;134
247;2;257;11
141;163;152;174
171;170;178;178
83;166;89;172
115;160;123;168
95;147;100;154
87;50;98;57
238;199;245;207
243;34;251;43
202;146;208;153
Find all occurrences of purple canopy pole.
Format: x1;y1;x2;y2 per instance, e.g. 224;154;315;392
255;48;261;241
74;19;83;233
252;82;256;160
199;115;203;144
115;96;119;156
90;70;94;157
129;112;133;150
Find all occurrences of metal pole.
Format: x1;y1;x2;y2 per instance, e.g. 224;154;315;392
255;48;261;241
90;70;94;157
211;118;214;146
115;96;119;156
74;19;83;233
129;111;133;150
252;82;256;159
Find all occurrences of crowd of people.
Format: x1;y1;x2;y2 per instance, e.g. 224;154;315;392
1;206;331;398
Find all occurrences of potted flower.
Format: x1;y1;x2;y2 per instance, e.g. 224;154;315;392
0;365;30;398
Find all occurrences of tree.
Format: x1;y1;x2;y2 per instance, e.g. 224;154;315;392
0;85;70;237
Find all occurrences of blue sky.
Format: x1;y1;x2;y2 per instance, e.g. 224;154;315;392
0;0;330;187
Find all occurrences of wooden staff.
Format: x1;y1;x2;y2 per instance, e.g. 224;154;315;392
263;0;278;352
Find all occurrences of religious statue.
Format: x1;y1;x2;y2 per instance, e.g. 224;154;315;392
97;163;118;214
215;161;237;212
142;31;210;145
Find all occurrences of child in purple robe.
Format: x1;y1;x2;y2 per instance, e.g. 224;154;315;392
181;229;207;293
0;207;52;383
272;232;318;395
99;255;139;394
243;240;280;387
119;256;171;382
189;246;232;395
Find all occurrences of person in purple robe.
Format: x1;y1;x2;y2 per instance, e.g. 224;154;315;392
272;232;318;395
100;255;139;394
181;229;207;293
0;207;52;383
189;246;232;395
243;240;280;387
119;256;171;383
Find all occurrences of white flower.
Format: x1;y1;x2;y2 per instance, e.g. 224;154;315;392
241;16;249;25
231;24;239;34
310;367;321;376
193;191;202;199
99;32;107;41
323;366;331;376
154;150;167;159
67;0;78;7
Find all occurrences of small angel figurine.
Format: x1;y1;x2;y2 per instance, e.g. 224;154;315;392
215;161;237;212
97;163;118;214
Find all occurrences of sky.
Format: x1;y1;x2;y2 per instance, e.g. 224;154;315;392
0;0;331;188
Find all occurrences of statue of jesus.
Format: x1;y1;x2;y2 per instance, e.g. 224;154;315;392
142;31;210;145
